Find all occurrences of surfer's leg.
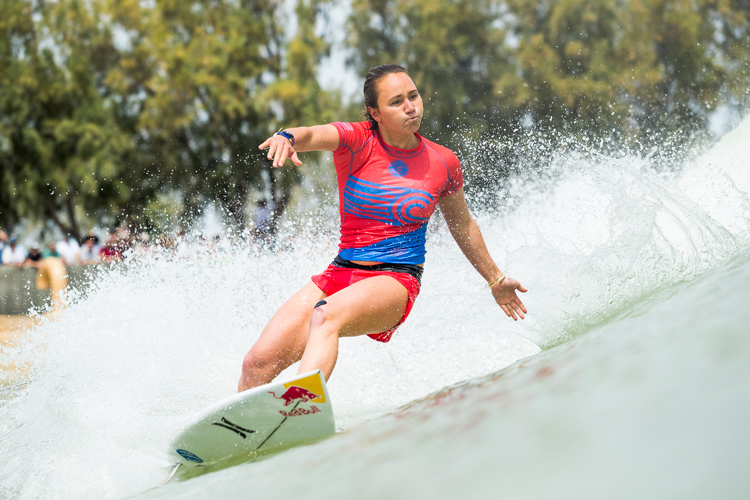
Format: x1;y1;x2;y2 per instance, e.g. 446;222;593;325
298;276;409;380
238;281;326;392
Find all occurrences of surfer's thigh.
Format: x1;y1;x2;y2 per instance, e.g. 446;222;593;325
311;276;409;338
250;281;327;362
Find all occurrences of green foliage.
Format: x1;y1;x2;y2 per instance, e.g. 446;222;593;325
246;0;338;230
499;0;749;142
0;0;135;238
0;0;338;237
348;0;750;147
2;0;748;234
117;0;336;233
348;0;506;142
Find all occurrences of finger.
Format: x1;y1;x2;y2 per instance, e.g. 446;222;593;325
503;303;517;321
515;297;527;314
517;284;528;293
267;143;277;161
259;138;271;150
291;151;303;166
276;145;292;167
508;306;518;321
511;302;525;320
272;143;286;167
275;148;286;167
501;304;511;318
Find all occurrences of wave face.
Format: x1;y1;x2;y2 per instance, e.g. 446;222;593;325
1;116;749;500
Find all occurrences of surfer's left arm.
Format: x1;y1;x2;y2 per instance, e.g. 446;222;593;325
438;189;528;320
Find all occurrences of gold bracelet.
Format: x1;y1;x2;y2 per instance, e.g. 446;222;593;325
488;273;505;289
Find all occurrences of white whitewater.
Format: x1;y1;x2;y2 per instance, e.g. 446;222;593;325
1;115;749;500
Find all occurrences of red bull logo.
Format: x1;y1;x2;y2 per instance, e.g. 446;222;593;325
279;405;322;418
269;386;320;406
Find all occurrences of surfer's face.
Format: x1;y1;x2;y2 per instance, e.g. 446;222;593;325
369;72;423;136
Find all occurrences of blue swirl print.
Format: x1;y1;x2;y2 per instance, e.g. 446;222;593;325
343;176;434;226
339;223;428;264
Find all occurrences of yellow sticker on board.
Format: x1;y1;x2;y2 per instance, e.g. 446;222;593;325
283;372;326;404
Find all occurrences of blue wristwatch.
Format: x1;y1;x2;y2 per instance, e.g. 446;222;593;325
275;130;295;146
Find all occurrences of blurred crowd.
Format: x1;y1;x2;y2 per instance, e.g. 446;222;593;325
0;227;143;269
0;203;294;270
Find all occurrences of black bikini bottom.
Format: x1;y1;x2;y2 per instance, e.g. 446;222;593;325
332;255;423;283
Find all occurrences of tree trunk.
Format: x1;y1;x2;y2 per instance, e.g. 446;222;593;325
43;193;80;240
65;194;81;242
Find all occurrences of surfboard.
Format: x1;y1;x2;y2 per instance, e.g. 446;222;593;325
167;370;334;478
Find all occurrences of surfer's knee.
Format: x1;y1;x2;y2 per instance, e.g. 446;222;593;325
238;348;281;391
241;351;266;376
309;301;341;338
242;349;283;377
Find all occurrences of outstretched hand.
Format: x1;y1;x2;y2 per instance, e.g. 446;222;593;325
491;277;528;321
259;134;303;168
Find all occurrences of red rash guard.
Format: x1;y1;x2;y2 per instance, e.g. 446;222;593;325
331;121;463;265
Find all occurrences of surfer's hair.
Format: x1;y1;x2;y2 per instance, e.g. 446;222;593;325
363;64;411;131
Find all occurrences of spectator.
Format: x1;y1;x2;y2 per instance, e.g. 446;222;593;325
57;236;80;266
133;232;151;256
0;228;7;253
42;242;62;259
77;234;100;265
253;199;276;246
24;243;44;269
1;235;26;266
116;226;131;246
99;231;123;263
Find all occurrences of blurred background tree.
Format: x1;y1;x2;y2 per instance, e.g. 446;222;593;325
496;0;750;144
1;0;748;238
348;0;508;144
347;0;749;207
0;0;135;241
1;0;337;239
348;0;749;145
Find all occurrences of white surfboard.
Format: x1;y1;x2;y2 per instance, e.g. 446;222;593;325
167;370;334;478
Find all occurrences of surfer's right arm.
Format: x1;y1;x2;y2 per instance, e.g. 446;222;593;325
259;124;340;168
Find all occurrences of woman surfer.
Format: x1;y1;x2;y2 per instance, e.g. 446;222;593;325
238;64;527;392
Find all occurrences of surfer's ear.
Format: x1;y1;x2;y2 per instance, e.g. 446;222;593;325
368;106;381;123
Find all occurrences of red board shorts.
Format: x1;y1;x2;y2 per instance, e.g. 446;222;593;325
310;263;421;343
